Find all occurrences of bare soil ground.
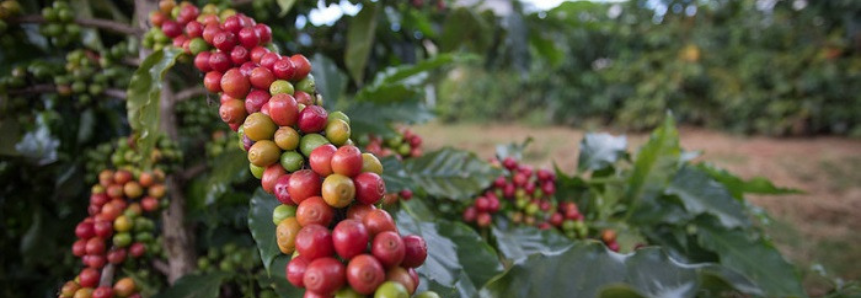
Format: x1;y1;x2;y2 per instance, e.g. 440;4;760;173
413;122;861;282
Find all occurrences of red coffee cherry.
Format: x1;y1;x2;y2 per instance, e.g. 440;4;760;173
250;46;269;64
230;45;249;65
244;89;270;114
272;58;296;80
213;31;237;52
129;242;146;258
372;231;406;268
250;66;275;90
107;248;127;264
294;91;314;105
274;174;294;205
286;255;309;287
92;286;113;298
76;221;95;239
298;105;328;133
255;24;272;44
295;224;334;261
332;219;369;260
202;23;221;44
221;15;244;34
303;257;346;296
260;52;281;71
185;20;203;38
79;268;100;288
331;145;362;178
208;51;231;72
194;51;212;72
386;266;418;295
287;170;322;205
162;20;182;38
85;237;105;255
309;144;337;177
347;203;376;222
204;71;223;92
363;209;397;238
290;54;312;81
296;196;334;227
353;172;385;205
72;239;87;257
238;27;260;49
262;164;287;194
346;254;386;295
221;68;251;99
267;94;299;126
219;99;247;124
401;235;427;268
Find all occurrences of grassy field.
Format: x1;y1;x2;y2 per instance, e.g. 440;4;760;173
413;121;861;289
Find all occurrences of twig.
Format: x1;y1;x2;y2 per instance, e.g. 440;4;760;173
99;263;116;287
152;259;170;276
123;57;142;67
7;15;142;36
6;84;127;100
174;87;207;102
103;88;128;100
179;162;208;181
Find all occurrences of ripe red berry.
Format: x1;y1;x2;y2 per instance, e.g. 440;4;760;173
295;224;334;261
372;231;405;268
399;189;413;201
286;255;309;287
219;99;247;124
401;235;427;268
272;58;296;80
503;157;518;170
129;242;146;258
287;170;322;204
476;212;492;228
512;173;527;187
296;196;334;227
185;20;203;38
332;219;369;260
297;105;328;133
150;11;166;27
141;196;159;212
244;89;270;114
94;220;113;238
268;94;299;126
250;46;269;64
291;54;312;81
107;248;127;264
238;27;260;48
177;4;199;24
72;239;87;257
294;91;314;105
274;174;294;205
363;209;397;238
221;68;251;99
346;254;386;295
222;15;244;34
260;53;281;71
353;172;385;205
230;45;249;65
309;144;337;176
202;23;221;44
386;266;418;295
250;66;275;89
194;51;212;72
85;237;106;255
303;257;346;296
213;31;237;52
347;203;376;221
475;197;489;212
76;221;95;239
541;181;556;195
162;20;182;38
262;164;287;194
255;24;272;43
331;146;362;178
93;287;113;298
208;51;231;72
79;268;100;288
239;61;257;77
204;71;223;92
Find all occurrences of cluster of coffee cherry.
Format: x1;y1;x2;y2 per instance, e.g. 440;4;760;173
462;157;556;227
61;168;167;298
84;135;182;184
358;127;423;160
147;1;436;296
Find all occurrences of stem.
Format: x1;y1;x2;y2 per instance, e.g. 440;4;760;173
5;84;126;99
7;15;142;36
134;0;196;284
98;263;116;287
174;87;207;102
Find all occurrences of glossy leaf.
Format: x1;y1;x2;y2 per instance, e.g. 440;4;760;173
151;272;229;298
380;156;411;193
126;47;182;168
394;209;502;297
491;225;573;262
666;167;750;228
698;164;803;200
403;148;503;200
344;100;434;138
696;222;807;298
495;137;533;161
625;115;680;223
258;255;304;298
344;1;379;84
248;188;282;273
578;133;628;172
479;241;762;298
440;8;492;53
355;54;456;103
311;54;346;106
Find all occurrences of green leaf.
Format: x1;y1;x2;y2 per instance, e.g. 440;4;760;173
696;223;807;298
311;54;346;106
202;148;248;206
344;1;379;84
248;188;282;273
625;115;680;222
343;100;434;138
440;8;492;53
491;225;573;262
126;48;182;168
380;156;411;193
257;255;304;298
698;164;803;200
354;54;456;104
393;209;502;297
495;137;533;161
666;167;750;228
152;272;229;298
578;133;628;172
402;148;503;200
528;32;564;68
276;0;297;17
479;242;763;298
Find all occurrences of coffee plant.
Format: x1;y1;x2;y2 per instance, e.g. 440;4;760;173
2;1;859;298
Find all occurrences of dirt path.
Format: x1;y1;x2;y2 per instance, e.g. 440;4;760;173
413;122;861;280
